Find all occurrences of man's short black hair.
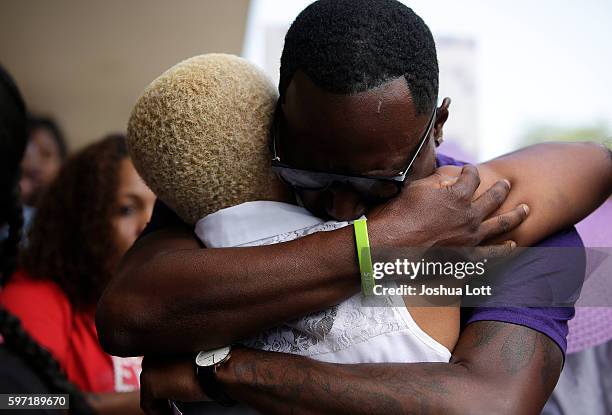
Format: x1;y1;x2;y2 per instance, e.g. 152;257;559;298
279;0;439;115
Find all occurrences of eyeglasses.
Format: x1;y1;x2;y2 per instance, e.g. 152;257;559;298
271;104;437;199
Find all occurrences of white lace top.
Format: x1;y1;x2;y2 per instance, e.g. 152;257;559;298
175;202;451;414
195;201;451;364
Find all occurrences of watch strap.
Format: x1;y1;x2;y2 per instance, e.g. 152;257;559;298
196;365;236;407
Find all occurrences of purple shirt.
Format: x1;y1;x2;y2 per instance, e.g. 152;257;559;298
437;153;583;354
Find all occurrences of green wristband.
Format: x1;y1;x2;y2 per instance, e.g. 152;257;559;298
354;218;375;296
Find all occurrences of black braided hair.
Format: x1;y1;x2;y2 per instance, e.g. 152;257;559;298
2;186;23;280
0;64;27;279
280;0;439;115
0;310;95;414
0;64;94;414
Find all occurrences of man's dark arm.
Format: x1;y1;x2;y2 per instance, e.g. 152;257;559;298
97;167;524;357
218;321;562;415
98;223;361;356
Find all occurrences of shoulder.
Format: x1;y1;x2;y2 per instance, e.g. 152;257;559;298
1;271;75;366
1;270;70;314
436;153;467;167
512;227;585;278
535;227;583;248
464;227;584;356
0;270;73;352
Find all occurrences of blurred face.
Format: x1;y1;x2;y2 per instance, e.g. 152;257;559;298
112;158;156;257
279;72;444;221
20;127;64;206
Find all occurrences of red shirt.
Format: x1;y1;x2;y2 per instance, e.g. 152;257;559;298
0;270;141;393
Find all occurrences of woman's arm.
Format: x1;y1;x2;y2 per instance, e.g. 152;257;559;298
439;142;612;246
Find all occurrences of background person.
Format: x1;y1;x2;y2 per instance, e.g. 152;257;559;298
20;116;68;207
1;134;155;414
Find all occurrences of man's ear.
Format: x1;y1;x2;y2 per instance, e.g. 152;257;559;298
433;97;451;146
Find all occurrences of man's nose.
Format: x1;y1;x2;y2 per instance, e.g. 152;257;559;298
324;183;366;221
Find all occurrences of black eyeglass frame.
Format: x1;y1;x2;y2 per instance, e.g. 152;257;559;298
271;104;437;195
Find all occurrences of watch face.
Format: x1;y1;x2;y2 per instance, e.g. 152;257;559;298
195;346;231;367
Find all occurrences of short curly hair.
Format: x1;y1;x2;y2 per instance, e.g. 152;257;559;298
128;54;279;224
280;0;439;115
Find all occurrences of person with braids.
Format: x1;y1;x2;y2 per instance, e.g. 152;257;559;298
0;66;27;282
1;134;155;414
0;64;95;414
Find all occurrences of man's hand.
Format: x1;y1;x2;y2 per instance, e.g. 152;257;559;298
140;355;210;415
370;165;528;254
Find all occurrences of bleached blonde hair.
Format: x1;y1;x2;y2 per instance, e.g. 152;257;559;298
127;54;279;224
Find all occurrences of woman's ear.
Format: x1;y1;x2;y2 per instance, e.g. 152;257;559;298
434;97;451;147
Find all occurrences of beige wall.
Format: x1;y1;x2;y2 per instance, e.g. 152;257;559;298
0;0;250;150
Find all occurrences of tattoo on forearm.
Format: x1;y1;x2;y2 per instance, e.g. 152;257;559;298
230;352;450;415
